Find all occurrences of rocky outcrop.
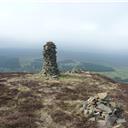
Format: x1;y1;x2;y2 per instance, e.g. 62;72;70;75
83;92;126;128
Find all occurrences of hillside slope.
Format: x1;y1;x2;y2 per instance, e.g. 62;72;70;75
0;72;127;128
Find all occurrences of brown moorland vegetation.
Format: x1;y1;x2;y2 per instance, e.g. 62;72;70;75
0;72;127;128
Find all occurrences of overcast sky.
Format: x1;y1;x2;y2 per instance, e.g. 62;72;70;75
0;0;128;52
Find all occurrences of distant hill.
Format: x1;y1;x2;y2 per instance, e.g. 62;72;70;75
0;56;21;72
0;48;128;83
0;56;114;73
59;59;114;72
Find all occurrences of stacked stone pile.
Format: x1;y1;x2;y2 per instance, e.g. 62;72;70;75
71;67;82;74
83;92;126;128
42;41;59;77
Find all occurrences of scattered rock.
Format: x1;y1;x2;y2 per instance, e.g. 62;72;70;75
83;92;126;128
71;67;82;74
97;92;108;99
116;119;126;124
97;103;112;113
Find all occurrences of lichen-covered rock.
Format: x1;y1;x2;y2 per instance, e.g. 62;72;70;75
42;41;59;77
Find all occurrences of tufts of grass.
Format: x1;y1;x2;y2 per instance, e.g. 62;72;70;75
59;73;86;82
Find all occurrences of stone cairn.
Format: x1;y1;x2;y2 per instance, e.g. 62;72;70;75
42;41;59;78
83;92;126;128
